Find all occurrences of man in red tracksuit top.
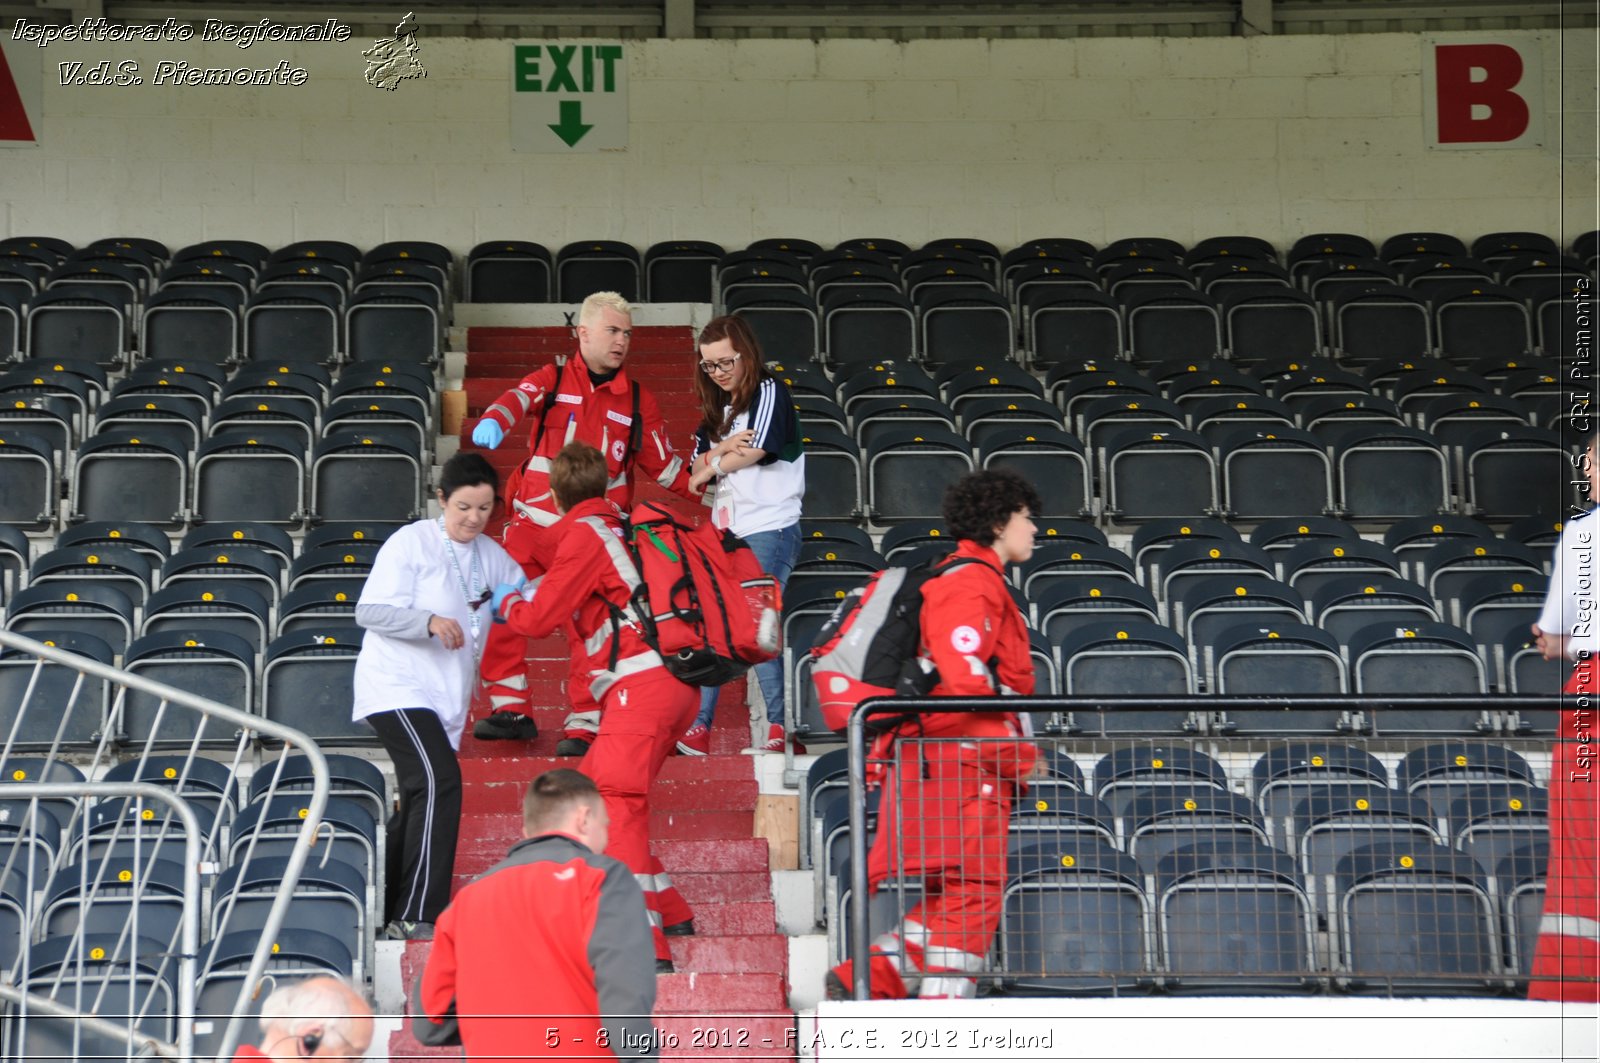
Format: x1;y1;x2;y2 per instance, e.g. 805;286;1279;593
829;469;1042;1000
490;442;700;968
416;769;659;1060
471;291;697;753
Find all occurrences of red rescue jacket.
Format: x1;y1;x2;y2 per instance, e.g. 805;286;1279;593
495;498;666;702
480;354;694;562
419;831;658;1060
864;542;1037;886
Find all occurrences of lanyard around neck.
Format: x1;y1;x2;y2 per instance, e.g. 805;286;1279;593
439;517;485;641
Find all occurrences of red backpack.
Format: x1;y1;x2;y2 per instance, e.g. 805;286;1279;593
624;500;781;687
808;555;984;732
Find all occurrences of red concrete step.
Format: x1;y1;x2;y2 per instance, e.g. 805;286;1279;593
466;326;691;356
452;841;774;890
453;807;751;853
386;1031;460;1060
683;900;776;937
654;838;769;872
655;751;759;783
657;1015;798;1058
453;854;777;897
462;776;758;815
667;933;788;974
650;808;752;840
453;809;752;852
656;972;788;1012
672;870;772;905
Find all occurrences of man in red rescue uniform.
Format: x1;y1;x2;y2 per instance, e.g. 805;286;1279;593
471;291;696;754
1528;429;1600;1002
828;469;1041;1000
489;442;700;969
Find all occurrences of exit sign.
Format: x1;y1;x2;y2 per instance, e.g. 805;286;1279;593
511;42;629;153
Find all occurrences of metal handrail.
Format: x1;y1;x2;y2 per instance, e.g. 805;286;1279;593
844;693;1569;1000
1;780;200;1061
0;629;331;1062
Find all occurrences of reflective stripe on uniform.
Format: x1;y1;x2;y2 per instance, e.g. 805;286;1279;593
923;944;985;973
589;649;668;701
512;498;560;527
564;709;600;735
576;516;644;657
869;928;924;995
635;869;677;895
918;976;977;999
961;654;996;690
656;455;683;487
577;516;641;589
1541;913;1600;942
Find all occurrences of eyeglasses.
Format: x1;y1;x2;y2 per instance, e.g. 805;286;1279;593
699;357;738;376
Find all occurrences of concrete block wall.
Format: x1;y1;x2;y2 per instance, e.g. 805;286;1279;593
0;29;1592;252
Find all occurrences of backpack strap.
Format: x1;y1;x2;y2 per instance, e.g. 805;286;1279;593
626;381;642;465
530;356;567;455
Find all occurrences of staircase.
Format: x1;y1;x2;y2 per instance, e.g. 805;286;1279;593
386;326;795;1059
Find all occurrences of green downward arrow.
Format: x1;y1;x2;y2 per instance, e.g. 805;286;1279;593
549;99;593;147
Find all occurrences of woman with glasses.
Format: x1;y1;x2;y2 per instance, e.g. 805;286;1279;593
351;451;523;940
677;315;807;755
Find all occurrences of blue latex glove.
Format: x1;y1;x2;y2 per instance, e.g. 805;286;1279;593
489;581;521;616
472;419;505;449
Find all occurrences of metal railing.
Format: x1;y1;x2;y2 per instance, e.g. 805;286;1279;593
840;694;1568;1001
0;629;331;1062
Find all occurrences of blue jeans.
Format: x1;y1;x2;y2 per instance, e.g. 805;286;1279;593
695;522;801;729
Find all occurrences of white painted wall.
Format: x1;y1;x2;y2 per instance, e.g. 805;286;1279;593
0;30;1592;252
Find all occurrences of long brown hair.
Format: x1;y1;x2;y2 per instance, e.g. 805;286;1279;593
694;315;772;440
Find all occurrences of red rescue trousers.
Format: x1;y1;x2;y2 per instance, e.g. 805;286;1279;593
480;519;602;737
579;667;700;962
831;742;1016;999
1528;656;1600;1001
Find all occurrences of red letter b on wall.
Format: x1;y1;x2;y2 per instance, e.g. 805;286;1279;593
1436;43;1529;142
1426;39;1542;149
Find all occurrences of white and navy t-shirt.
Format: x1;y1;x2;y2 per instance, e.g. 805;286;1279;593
693;375;806;537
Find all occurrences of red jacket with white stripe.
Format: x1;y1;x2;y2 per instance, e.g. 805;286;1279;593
418;831;658;1060
495;498;665;702
868;540;1038;780
479;355;694;535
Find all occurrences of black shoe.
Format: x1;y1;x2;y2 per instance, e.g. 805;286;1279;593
473;710;538;741
825;971;849;1000
382;920;435;941
555;736;592;757
655;958;675;974
662;919;694;937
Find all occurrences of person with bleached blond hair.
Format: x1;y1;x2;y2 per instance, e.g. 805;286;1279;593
470;291;698;753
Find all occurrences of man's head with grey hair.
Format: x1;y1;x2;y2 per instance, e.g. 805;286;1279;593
576;291;634;375
255;975;374;1060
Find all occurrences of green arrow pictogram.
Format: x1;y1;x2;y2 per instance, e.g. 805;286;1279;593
549;99;593;147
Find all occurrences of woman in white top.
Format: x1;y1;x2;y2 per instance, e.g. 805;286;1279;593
352;451;523;939
678;315;807;755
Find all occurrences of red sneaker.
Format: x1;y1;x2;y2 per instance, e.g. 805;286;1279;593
676;724;710;756
761;724;805;754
